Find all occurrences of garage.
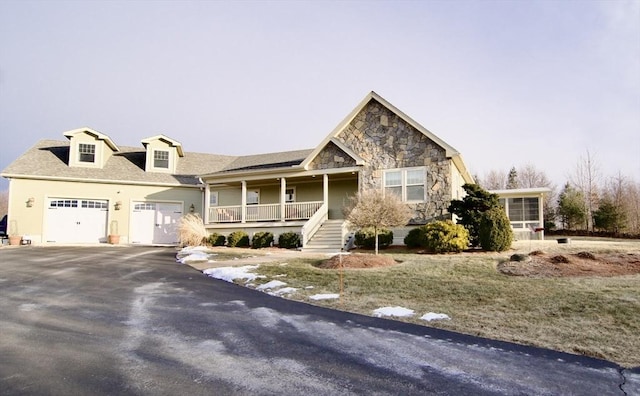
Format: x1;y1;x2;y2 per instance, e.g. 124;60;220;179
46;199;108;243
130;202;182;245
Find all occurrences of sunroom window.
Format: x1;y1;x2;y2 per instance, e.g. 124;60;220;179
384;167;425;202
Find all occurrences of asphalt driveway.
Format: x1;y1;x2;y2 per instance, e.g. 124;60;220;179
0;246;638;395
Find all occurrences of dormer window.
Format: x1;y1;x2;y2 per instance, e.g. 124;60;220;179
79;143;96;163
154;150;170;169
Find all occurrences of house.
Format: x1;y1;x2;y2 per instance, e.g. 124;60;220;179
2;91;481;249
1;128;236;244
491;187;552;240
200;91;474;250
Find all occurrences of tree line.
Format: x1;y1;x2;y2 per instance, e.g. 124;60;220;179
475;151;640;236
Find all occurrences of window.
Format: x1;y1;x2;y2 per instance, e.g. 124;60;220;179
50;199;78;208
78;144;95;163
209;191;219;206
384;167;425;202
285;188;296;203
247;189;259;205
154;150;169;169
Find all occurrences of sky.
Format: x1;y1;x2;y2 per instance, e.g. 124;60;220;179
177;246;451;321
1;0;639;192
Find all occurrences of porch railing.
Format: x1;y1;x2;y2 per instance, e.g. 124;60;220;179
209;201;323;224
301;203;328;247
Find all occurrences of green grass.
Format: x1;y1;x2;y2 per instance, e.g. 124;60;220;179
252;244;640;368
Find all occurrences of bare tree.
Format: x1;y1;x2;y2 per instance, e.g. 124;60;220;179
570;150;601;231
343;188;412;254
517;163;558;229
625;179;640;234
479;169;507;190
0;190;8;218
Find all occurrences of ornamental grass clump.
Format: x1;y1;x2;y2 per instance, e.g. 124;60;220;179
178;214;208;247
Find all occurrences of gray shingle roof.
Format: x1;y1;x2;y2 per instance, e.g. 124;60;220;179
219;149;313;173
1;140;238;186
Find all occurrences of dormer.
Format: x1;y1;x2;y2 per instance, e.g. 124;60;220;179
63;127;119;168
141;135;184;173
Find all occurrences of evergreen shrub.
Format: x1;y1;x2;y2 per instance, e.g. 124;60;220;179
354;228;393;249
278;232;300;249
404;226;427;248
479;207;513;252
423;220;469;253
208;232;226;246
227;231;249;247
251;231;274;249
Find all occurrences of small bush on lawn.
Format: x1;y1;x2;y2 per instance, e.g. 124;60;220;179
404;226;427;248
251;231;274;249
208;232;226;246
354;228;393;250
423;220;469;253
278;232;300;249
479;207;513;252
178;214;208;247
227;231;249;247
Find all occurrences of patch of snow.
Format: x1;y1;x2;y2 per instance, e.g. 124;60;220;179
420;312;451;322
373;306;415;318
309;293;340;300
203;265;261;283
177;252;210;264
304;286;314;289
257;280;287;290
272;287;298;295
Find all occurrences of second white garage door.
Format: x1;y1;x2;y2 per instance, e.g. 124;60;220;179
130;202;182;245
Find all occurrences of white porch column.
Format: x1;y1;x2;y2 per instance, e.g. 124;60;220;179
280;177;286;221
241;181;247;223
203;183;210;224
323;174;329;209
538;194;545;240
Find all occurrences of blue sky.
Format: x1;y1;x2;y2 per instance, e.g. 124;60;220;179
1;0;638;191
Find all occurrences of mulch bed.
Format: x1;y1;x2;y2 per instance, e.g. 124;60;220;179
498;251;640;277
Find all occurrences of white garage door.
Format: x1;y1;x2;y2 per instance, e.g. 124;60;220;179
46;199;108;243
130;202;182;245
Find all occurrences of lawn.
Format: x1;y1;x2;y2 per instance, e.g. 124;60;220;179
249;239;640;367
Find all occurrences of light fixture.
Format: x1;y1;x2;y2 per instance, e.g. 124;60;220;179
26;197;34;208
189;204;195;213
114;201;122;211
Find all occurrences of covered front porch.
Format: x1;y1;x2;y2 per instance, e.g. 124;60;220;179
202;170;358;249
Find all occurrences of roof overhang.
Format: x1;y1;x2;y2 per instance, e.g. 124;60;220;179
489;187;552;197
300;91;463;169
141;135;185;157
63;127;120;152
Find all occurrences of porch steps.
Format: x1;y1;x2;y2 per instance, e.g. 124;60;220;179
302;220;344;253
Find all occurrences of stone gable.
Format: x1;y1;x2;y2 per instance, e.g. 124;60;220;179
307;141;357;170
335;99;453;222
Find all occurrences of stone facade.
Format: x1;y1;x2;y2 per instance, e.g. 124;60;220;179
303;98;457;223
308;141;356;170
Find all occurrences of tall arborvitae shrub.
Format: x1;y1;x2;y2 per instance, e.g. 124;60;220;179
479;207;513;252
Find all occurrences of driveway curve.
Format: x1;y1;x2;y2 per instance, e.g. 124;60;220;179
0;246;638;395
